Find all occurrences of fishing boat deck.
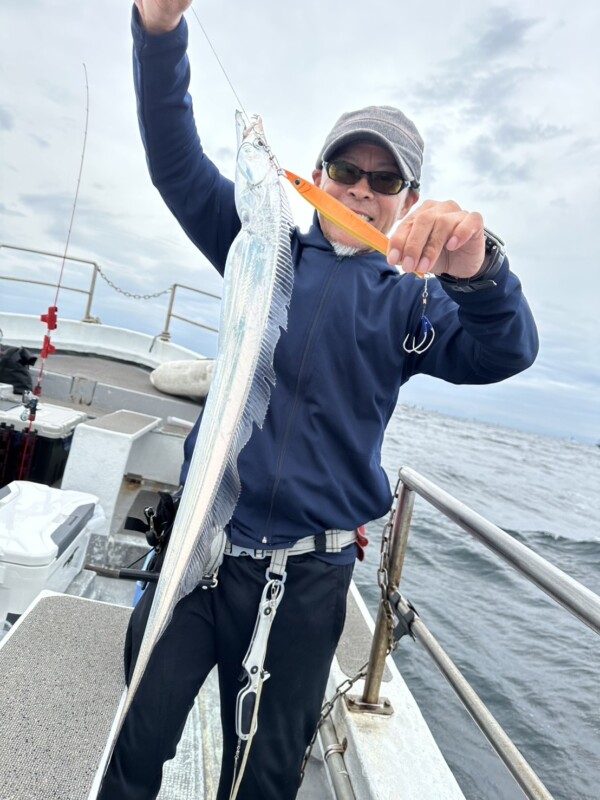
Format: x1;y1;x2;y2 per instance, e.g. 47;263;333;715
0;324;467;800
23;352;203;426
42;353;170;398
0;570;385;800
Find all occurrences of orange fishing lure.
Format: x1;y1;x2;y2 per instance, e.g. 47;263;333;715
283;169;390;256
283;170;425;278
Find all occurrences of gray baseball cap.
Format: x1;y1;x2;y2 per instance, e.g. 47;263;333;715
316;105;424;192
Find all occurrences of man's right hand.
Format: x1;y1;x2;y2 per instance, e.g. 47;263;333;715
134;0;193;34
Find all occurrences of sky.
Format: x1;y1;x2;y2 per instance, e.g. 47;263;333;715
0;0;598;443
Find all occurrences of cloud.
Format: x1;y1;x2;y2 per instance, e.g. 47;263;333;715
0;203;25;218
564;135;600;163
492;121;569;147
464;135;531;184
0;108;13;131
461;7;540;61
388;8;565;193
29;133;51;149
400;8;543;112
1;0;598;443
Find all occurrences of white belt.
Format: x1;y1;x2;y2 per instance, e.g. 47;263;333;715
224;529;357;570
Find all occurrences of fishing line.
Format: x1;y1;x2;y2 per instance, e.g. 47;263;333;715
18;63;90;480
190;7;399;255
190;7;250;125
53;63;90;307
32;62;90;395
190;8;285;178
125;548;154;570
189;5;390;248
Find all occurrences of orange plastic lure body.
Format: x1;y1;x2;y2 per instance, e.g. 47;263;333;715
283;169;390;256
283;170;425;279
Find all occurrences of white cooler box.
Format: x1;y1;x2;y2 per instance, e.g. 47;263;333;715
0;481;105;623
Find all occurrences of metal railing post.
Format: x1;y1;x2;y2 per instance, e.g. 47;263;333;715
159;284;177;341
360;483;415;705
387;482;415;590
82;264;99;322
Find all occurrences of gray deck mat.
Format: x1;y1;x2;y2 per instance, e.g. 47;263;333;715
0;594;131;800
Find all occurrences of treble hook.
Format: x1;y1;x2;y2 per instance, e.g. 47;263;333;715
403;276;436;354
403;316;435;354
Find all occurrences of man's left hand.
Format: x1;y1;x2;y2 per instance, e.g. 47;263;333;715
387;199;485;278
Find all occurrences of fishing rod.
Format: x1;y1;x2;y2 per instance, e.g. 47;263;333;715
16;64;90;480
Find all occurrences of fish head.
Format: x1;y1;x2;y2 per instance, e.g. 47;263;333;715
235;112;274;191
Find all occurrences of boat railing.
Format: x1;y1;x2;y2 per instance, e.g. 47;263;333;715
0;243;220;339
361;465;600;800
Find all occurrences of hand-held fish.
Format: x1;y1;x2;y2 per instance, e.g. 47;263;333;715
95;111;294;783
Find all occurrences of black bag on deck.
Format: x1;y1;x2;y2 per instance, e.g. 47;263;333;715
127;490;180;565
0;346;36;393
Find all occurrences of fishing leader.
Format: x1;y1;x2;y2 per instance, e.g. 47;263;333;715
98;2;539;799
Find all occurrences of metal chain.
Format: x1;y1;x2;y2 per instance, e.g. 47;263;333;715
299;660;369;783
378;476;403;654
299;478;403;782
96;265;172;300
230;739;243;799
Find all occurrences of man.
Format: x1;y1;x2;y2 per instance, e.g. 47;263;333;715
99;3;538;799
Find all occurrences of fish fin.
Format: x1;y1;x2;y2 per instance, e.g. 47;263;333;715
175;182;295;602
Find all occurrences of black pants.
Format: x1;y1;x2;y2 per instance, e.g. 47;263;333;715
98;554;354;800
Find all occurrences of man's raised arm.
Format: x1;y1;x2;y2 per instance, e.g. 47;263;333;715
134;0;191;34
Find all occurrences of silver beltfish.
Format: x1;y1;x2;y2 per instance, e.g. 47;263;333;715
98;111;294;774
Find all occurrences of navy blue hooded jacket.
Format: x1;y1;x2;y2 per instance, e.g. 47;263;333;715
132;13;538;563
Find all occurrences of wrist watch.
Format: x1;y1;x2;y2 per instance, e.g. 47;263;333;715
438;228;506;293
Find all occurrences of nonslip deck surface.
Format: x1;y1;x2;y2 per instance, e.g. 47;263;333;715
0;594;131;800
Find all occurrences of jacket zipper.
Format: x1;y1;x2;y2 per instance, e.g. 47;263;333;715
261;256;344;544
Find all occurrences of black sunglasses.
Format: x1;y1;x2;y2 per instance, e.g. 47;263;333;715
323;159;410;195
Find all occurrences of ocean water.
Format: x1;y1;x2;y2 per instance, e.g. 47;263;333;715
353;405;600;800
